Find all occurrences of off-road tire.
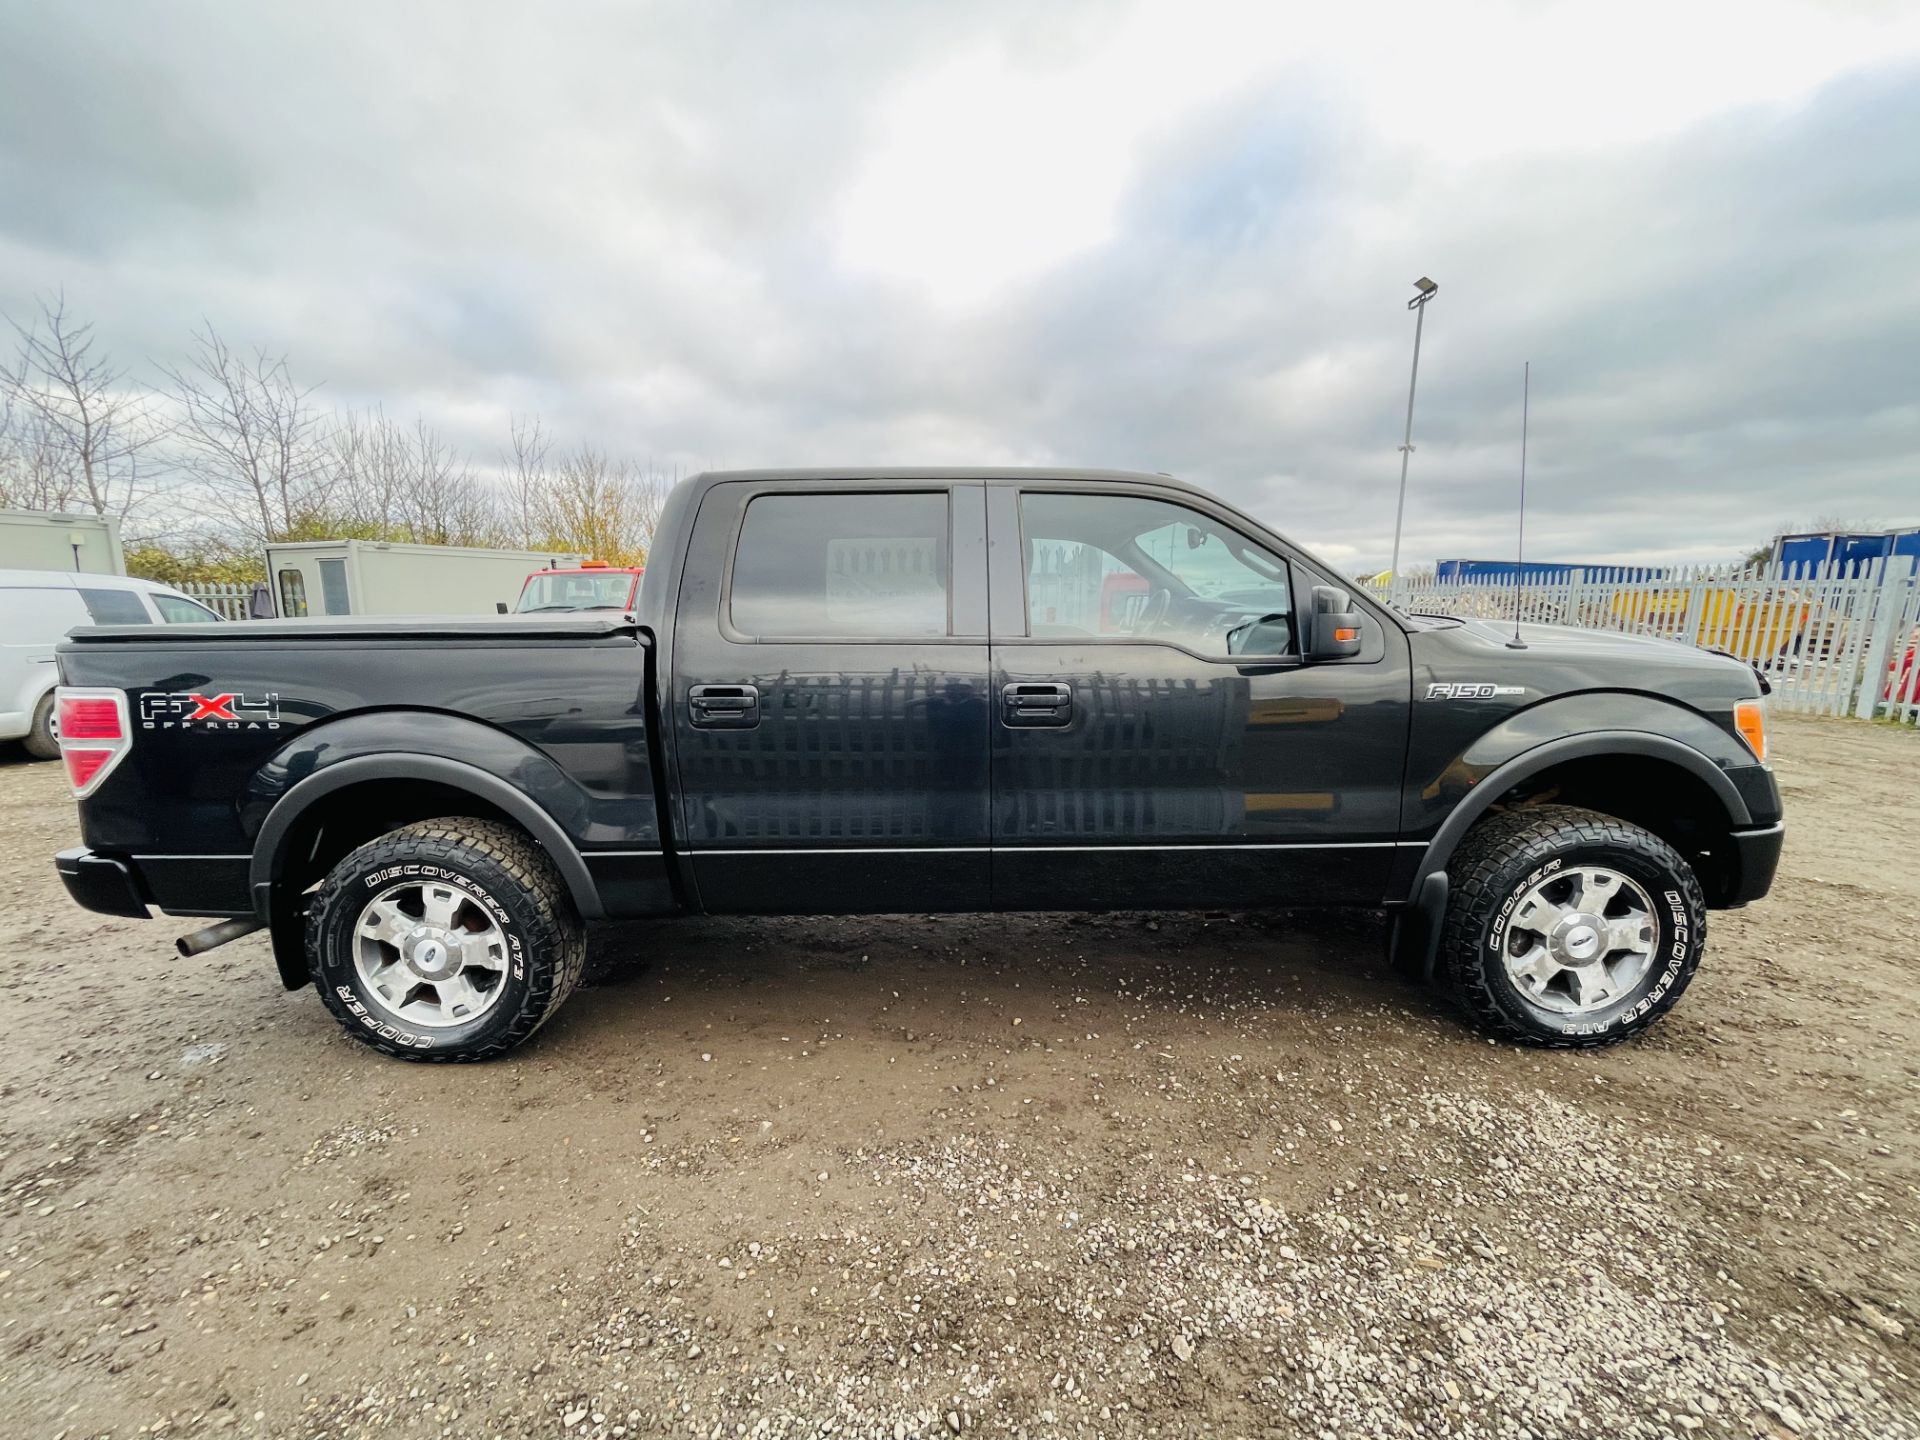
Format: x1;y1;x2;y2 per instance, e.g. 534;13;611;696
23;691;59;759
307;817;586;1062
1439;804;1706;1048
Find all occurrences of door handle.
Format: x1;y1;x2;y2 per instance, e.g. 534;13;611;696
689;683;760;729
1001;681;1072;728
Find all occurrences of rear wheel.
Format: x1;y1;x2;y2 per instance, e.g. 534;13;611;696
22;691;58;759
1439;805;1705;1048
307;818;586;1061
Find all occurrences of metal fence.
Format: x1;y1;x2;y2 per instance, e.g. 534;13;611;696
179;582;253;620
1367;559;1920;723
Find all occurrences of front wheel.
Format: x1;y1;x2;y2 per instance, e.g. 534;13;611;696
306;818;586;1061
1439;805;1706;1048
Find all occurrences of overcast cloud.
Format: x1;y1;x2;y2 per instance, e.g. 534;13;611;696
3;0;1917;570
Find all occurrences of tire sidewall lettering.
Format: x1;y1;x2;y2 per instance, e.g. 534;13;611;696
1488;857;1562;954
333;984;432;1048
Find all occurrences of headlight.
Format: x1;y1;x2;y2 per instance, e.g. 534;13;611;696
1733;698;1768;763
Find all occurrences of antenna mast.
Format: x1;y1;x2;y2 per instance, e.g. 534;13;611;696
1506;361;1530;650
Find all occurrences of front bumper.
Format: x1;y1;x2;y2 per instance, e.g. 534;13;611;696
55;847;151;920
1723;822;1784;907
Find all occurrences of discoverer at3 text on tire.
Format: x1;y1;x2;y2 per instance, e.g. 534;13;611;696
1438;805;1708;1049
305;818;586;1062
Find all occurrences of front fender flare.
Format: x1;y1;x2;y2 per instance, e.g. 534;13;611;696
1405;729;1753;900
247;752;606;923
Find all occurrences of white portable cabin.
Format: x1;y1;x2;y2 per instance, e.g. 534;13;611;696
0;509;125;575
263;540;586;618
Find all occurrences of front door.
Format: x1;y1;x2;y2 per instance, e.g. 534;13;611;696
671;480;992;913
987;482;1410;911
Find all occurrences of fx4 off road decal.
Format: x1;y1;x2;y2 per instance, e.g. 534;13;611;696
1427;682;1525;700
139;691;282;730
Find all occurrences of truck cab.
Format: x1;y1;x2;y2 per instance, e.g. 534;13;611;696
660;472;1404;915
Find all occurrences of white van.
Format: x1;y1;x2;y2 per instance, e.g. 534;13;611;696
0;570;222;758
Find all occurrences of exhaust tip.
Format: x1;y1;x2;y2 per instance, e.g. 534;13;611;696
176;917;264;957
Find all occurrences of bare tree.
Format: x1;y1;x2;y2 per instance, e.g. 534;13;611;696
0;390;84;510
532;445;666;565
1;292;164;519
393;415;499;547
322;407;403;534
503;413;552;550
317;408;499;546
160;323;327;543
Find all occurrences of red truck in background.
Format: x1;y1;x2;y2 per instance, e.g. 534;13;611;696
514;561;644;613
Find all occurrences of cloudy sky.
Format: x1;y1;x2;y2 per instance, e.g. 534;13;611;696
3;0;1917;571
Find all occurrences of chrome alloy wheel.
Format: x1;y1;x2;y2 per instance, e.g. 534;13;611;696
352;878;510;1029
1501;865;1658;1016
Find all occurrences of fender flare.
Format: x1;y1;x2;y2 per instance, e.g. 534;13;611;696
247;752;606;923
1407;729;1753;898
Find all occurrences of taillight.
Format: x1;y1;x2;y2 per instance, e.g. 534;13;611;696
63;747;115;792
55;687;131;797
60;696;123;739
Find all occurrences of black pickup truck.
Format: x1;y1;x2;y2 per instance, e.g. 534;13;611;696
51;468;1782;1061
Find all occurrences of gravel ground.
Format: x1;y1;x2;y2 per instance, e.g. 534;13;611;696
1;713;1916;1439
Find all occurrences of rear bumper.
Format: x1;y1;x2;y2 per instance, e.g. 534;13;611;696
55;847;151;919
55;848;253;919
1722;822;1784;907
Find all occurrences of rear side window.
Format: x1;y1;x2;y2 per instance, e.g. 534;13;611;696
152;593;220;623
78;588;152;625
730;492;949;638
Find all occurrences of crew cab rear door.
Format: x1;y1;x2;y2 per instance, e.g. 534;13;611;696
986;480;1411;909
670;479;992;912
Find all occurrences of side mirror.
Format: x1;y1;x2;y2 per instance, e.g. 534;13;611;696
496;602;509;614
1306;585;1363;660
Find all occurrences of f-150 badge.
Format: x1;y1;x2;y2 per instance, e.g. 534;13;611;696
1426;683;1524;700
139;691;283;730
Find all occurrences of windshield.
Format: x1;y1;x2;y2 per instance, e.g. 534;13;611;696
517;571;637;612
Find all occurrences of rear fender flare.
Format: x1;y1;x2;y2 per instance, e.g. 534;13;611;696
247;752;605;924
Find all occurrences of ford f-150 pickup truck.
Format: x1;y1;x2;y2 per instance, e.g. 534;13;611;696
50;468;1783;1061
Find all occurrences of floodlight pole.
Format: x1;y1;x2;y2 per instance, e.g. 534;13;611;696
1387;278;1437;606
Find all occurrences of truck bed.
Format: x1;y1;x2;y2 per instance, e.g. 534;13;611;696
54;612;662;924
